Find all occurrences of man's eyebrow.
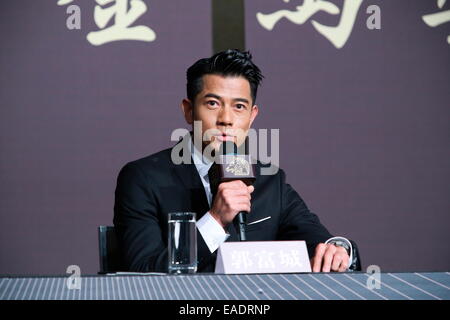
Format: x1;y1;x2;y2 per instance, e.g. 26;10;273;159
203;93;250;104
234;97;250;104
204;93;222;100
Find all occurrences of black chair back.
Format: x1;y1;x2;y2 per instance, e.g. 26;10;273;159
98;226;123;273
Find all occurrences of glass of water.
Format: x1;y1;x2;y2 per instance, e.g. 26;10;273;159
168;212;197;274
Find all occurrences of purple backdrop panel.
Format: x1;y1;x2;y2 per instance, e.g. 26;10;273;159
0;0;211;275
246;0;450;272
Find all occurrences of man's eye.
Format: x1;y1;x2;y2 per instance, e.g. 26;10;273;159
236;104;246;110
207;101;218;107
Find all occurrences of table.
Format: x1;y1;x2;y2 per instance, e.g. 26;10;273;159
1;272;449;300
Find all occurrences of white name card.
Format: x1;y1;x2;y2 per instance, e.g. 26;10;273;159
214;241;312;274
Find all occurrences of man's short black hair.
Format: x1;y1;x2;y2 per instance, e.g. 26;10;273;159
186;49;263;105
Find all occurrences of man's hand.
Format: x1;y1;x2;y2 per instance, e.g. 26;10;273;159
210;180;254;228
311;243;349;272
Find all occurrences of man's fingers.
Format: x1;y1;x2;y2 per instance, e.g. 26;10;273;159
220;187;251;199
220;183;253;197
234;196;252;206
327;247;349;272
223;190;251;203
232;203;251;213
221;181;254;194
338;259;349;272
312;244;350;273
330;247;346;271
220;180;247;189
331;252;343;272
312;244;326;272
321;245;336;272
336;248;349;272
232;189;253;198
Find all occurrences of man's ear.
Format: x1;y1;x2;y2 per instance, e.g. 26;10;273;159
181;98;194;125
249;104;259;127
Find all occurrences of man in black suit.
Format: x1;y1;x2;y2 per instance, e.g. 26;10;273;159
114;49;360;273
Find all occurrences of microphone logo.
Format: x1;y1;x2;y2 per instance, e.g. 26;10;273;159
225;156;250;176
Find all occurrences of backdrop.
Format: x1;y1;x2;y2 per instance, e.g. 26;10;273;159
0;0;449;275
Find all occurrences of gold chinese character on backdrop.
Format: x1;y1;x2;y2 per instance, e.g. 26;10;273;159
257;0;363;49
87;0;156;46
57;0;156;46
422;0;450;45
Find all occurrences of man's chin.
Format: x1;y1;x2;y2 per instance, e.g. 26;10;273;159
202;140;221;153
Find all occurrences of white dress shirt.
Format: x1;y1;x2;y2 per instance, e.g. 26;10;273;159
189;136;353;268
189;138;230;253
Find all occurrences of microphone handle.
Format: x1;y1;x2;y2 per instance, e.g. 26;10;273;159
236;211;247;241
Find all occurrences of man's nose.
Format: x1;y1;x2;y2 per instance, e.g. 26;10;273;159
217;105;233;127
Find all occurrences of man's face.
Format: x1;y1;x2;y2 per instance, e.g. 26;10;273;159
182;74;259;152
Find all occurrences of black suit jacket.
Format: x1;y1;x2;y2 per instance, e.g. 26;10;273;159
113;143;340;273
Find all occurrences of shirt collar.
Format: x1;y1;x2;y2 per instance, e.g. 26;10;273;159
188;135;213;180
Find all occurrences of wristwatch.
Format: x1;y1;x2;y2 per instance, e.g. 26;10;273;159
328;239;351;255
326;237;361;271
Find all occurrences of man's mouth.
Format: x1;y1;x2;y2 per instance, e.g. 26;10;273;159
214;133;235;142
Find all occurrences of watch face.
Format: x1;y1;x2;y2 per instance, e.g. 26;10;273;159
333;241;350;250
